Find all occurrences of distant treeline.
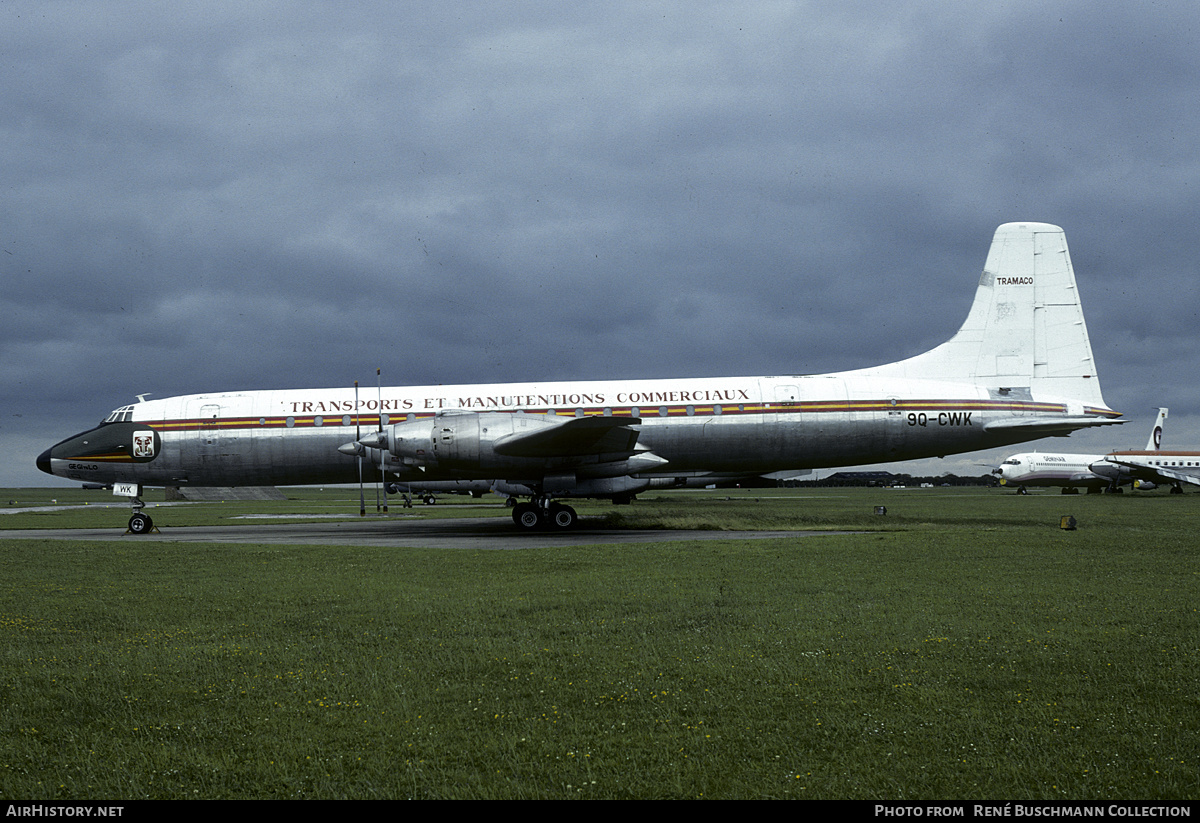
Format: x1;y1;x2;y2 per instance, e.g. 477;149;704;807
785;473;998;488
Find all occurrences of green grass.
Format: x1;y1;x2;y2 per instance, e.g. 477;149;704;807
0;485;509;530
2;487;1197;798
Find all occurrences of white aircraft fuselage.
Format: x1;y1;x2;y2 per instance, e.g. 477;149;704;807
38;223;1124;528
42;375;1108;488
994;408;1167;492
994;452;1111;491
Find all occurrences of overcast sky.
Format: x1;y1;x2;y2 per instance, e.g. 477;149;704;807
5;1;1199;488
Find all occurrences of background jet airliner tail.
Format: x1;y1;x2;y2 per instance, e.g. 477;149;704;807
854;222;1109;411
1146;407;1167;450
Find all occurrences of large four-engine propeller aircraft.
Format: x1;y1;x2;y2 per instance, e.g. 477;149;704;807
1094;439;1200;495
38;222;1122;531
993;408;1166;494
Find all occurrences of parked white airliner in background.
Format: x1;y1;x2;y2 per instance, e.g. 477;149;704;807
994;408;1167;494
38;222;1123;532
1094;434;1200;495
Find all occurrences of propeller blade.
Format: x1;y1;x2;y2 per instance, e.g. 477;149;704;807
355;380;365;516
377;367;387;514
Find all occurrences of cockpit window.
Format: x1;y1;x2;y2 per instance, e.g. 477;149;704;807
103;405;135;424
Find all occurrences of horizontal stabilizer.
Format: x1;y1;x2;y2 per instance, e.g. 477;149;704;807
983;417;1124;436
494;416;642;458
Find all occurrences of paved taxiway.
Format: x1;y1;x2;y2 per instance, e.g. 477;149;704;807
3;516;845;549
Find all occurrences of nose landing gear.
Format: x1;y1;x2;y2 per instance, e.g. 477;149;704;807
121;485;158;535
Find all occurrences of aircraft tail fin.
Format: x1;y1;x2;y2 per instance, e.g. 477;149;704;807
1146;408;1167;450
856;222;1111;411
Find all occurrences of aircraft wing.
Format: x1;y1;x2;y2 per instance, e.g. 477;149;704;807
983;417;1124;436
1151;467;1200;487
493;416;643;458
1101;456;1200;488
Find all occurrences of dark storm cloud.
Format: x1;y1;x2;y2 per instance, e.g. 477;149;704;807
4;1;1199;484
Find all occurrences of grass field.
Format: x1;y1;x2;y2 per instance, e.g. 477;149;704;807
1;486;1197;799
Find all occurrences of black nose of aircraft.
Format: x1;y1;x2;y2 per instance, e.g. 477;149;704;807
36;447;53;476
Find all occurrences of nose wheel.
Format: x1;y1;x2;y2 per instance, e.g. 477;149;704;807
128;511;155;534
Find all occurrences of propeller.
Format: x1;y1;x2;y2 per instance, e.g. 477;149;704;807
376;368;388;514
338;375;389;516
355;380;366;516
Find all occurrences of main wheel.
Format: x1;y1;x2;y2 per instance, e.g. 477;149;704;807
128;512;153;534
549;503;577;529
512;502;542;530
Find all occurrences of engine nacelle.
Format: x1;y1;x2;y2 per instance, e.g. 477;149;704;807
378;412;549;470
545;473;651;497
361;411;662;487
1088;460;1129;483
388;416;440;464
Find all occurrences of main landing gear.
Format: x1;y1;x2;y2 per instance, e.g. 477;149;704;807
511;498;578;530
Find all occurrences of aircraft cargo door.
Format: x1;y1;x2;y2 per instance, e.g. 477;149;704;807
883;395;906;459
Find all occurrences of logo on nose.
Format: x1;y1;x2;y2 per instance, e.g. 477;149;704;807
133;432;156;458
